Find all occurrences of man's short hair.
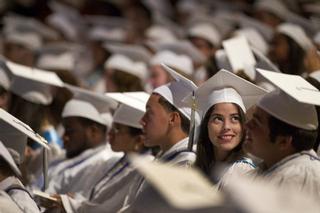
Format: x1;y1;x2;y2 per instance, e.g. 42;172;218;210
268;114;318;151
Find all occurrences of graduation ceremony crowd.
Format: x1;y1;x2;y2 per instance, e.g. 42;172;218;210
1;0;320;212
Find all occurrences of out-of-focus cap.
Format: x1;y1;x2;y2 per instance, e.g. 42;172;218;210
151;40;206;64
254;0;289;20
0;141;21;177
153;64;197;120
150;50;193;76
277;23;314;51
4;61;64;105
37;51;75;71
257;68;320;130
4;31;42;51
105;54;147;81
187;23;221;47
129;154;223;210
0;108;49;163
234;28;269;55
104;43;152;63
222;35;256;80
88;26;126;43
146;25;177;44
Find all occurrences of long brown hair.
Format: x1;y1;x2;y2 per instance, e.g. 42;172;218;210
194;103;246;176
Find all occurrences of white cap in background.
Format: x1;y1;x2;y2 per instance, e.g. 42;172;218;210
150;50;193;76
187;23;221;47
277;23;314;51
105;54;147;81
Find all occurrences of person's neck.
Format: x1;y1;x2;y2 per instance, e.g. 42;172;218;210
263;150;297;169
214;148;231;162
160;130;187;153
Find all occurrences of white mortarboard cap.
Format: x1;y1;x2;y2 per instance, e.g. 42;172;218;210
237;14;274;41
105;92;150;129
185;69;266;117
104;43;152;64
129;154;223;210
105;54;147;81
88;26;126;42
63;83;117;126
4;61;64;105
37;51;75;71
0;109;49;162
153;64;197;120
150;50;193;76
234;28;269;55
4;31;42;51
188;23;221;47
214;49;232;71
146;25;177;44
62;99;108;126
277;23;314;51
0;141;21;177
152;40;206;64
101;112;113;129
0;68;10;90
256;69;320;130
3;15;60;41
254;0;289;20
222;35;257;80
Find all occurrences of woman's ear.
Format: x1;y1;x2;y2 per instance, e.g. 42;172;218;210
134;135;145;152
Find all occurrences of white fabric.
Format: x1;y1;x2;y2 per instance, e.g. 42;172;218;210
37;52;75;71
62;99;106;126
234;28;269;55
0;176;40;213
46;145;113;193
146;25;177;44
0;68;10;90
150;50;193;76
314;31;320;45
0;141;21;177
188;23;221;47
105;54;147;81
5;32;42;50
0;190;23;213
251;150;320;201
61;154;154;213
121;137;196;212
277;23;314;51
254;0;289;20
309;70;320;83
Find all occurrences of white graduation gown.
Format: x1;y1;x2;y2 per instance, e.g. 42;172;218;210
0;176;40;213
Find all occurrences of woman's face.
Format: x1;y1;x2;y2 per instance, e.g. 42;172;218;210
269;34;289;64
207;103;243;152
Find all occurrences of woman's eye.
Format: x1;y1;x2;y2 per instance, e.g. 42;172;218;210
231;115;240;122
210;115;223;123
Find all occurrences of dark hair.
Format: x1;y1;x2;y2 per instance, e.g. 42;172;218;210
0;157;16;177
268;114;317;151
111;69;144;92
157;95;190;134
195;104;246;176
281;35;306;76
